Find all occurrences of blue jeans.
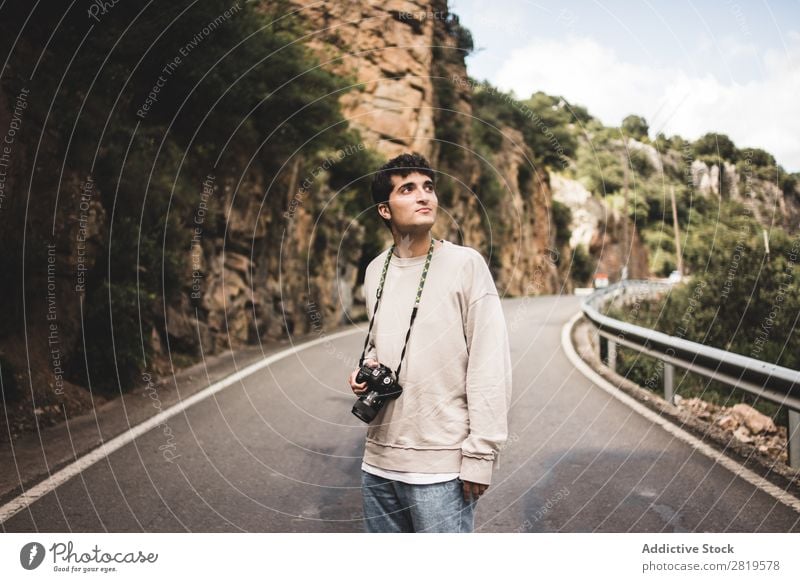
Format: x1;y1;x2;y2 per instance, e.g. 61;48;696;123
361;470;477;532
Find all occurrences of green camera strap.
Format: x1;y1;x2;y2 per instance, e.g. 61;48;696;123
359;238;437;382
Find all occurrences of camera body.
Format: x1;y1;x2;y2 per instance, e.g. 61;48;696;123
352;363;403;423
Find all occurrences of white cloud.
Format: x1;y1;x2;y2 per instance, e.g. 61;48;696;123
494;35;800;171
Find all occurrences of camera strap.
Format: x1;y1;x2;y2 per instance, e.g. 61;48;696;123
359;238;436;381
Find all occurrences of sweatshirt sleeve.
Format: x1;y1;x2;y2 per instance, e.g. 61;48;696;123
459;254;513;485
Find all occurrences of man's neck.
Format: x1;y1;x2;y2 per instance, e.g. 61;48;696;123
392;230;438;258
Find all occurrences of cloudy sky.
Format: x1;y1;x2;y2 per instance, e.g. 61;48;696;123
451;0;800;172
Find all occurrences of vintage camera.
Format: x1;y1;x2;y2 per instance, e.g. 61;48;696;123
351;363;403;423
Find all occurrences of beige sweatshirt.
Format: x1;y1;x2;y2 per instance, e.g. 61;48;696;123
361;239;512;485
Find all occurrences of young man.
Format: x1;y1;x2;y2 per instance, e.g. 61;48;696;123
348;152;512;533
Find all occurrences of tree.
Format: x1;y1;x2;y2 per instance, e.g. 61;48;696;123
693;133;738;164
621;115;649;141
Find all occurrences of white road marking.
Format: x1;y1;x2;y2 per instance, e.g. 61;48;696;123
0;327;361;524
562;312;800;514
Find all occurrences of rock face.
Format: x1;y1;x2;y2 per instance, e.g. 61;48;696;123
690;158;800;229
8;0;795;440
284;0;438;160
283;0;562;297
472;127;560;295
0;88;106;420
626;138;663;174
550;172;650;281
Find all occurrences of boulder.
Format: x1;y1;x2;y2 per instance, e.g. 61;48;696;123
730;403;777;435
716;414;738;431
733;425;754;444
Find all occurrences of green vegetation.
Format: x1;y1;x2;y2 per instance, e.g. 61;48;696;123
621;115;649;141
461;67;799;376
461;63;800;295
605;197;799;411
653;209;797;369
470;86;579;169
569;244;594;285
3;1;375;393
4;3;798;398
693;132;738;165
443;13;474;56
551;199;572;249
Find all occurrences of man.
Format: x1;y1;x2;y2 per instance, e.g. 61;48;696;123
348;152;512;533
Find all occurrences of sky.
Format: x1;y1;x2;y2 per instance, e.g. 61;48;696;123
450;0;800;172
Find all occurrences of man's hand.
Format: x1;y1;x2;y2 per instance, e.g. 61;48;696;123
461;479;488;502
348;358;378;395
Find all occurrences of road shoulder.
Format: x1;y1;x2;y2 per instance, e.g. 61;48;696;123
567;313;800;505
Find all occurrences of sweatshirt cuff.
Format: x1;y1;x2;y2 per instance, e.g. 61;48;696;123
460;454;494;485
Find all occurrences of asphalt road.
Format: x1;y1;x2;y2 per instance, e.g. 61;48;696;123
2;294;799;532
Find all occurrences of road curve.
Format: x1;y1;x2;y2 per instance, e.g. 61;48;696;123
2;294;799;532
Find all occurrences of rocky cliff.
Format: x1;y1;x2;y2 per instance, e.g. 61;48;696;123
283;0;565;295
550;172;650;282
0;0;646;438
690;159;800;228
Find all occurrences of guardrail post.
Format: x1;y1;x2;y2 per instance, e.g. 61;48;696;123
664;363;675;405
789;410;800;469
599;333;607;364
607;339;617;372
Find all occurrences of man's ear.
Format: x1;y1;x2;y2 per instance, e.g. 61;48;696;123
377;202;391;221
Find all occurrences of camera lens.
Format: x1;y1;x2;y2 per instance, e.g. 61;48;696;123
352;398;378;423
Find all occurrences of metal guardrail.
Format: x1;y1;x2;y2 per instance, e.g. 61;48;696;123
581;279;800;469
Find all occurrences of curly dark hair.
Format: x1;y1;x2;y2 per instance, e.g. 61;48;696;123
371;152;435;229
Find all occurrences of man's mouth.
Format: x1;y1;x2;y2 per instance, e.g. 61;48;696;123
416;208;431;213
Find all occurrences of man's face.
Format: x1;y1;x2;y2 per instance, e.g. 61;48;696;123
378;171;438;233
